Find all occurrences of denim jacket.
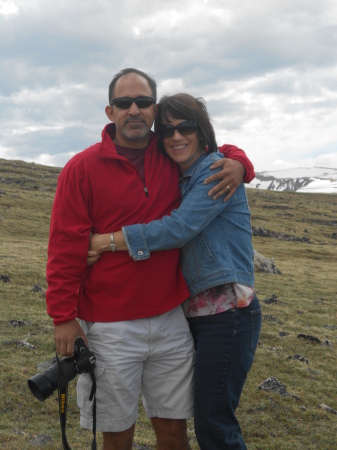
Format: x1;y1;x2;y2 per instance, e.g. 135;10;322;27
123;152;255;297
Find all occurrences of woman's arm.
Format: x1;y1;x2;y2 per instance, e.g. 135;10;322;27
87;153;249;264
87;231;127;263
123;157;245;261
87;176;231;262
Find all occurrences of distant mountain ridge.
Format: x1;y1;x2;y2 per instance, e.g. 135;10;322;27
249;167;337;194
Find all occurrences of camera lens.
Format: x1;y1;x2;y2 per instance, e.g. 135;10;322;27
28;372;55;402
28;338;95;402
28;358;77;402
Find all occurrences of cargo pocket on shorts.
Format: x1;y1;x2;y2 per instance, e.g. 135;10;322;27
77;366;105;412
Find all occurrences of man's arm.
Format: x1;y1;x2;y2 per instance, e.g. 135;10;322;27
205;144;255;201
46;163;92;356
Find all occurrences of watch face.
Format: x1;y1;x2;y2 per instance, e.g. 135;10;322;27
110;243;116;252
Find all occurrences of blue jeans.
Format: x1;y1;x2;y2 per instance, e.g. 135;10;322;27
187;294;262;450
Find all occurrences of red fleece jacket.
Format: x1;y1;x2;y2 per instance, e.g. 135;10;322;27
46;124;255;325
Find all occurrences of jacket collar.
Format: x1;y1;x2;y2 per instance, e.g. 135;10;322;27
98;123;157;158
181;152;209;178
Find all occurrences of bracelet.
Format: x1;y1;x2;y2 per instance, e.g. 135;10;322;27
110;233;116;252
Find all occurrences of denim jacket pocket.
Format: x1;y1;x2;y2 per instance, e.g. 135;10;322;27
181;232;217;281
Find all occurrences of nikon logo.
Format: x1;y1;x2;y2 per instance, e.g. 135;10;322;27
60;393;66;413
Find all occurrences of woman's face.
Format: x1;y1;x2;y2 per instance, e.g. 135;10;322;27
161;117;203;173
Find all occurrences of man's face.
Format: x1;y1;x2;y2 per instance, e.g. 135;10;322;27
105;73;157;148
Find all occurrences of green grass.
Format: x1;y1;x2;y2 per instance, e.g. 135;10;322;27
1;158;336;449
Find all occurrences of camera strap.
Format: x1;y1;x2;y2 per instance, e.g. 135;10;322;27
56;353;72;450
56;354;97;450
88;369;97;450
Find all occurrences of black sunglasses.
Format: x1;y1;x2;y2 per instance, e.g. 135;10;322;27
110;96;155;109
160;120;197;138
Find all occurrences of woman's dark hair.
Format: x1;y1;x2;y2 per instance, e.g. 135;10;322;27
155;93;218;154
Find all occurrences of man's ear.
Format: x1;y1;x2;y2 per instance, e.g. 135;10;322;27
105;105;114;122
154;103;158;118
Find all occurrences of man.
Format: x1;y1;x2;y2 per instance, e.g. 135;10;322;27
46;68;255;450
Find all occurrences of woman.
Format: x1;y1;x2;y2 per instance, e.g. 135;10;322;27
89;93;262;449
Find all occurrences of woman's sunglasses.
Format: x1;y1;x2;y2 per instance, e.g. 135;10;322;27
160;120;197;138
110;96;155;109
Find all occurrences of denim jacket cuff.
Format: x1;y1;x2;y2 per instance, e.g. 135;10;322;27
122;225;150;260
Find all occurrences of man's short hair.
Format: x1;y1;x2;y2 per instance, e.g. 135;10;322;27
108;68;157;105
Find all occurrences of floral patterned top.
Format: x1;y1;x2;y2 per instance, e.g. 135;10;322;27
183;283;254;317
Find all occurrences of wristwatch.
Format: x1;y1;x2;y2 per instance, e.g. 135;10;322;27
110;233;116;252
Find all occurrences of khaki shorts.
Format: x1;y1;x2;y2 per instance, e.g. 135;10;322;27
77;306;195;432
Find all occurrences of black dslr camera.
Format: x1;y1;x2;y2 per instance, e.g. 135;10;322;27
28;337;96;402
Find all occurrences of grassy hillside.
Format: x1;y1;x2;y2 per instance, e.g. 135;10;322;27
0;158;336;449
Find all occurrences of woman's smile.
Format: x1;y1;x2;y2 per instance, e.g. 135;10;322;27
163;118;203;173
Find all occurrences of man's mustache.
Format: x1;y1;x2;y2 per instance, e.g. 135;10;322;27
124;116;146;125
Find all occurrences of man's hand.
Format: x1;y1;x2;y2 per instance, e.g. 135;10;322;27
204;159;245;201
54;320;88;357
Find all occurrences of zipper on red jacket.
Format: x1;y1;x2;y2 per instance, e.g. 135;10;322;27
112;154;149;197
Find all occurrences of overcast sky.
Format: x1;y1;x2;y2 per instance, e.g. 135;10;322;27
1;0;336;172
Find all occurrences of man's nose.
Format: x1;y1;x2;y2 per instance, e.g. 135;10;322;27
128;101;141;114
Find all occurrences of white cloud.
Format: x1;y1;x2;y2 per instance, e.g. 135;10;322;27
0;0;336;171
33;151;76;167
0;1;19;16
0;144;17;159
158;79;186;96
